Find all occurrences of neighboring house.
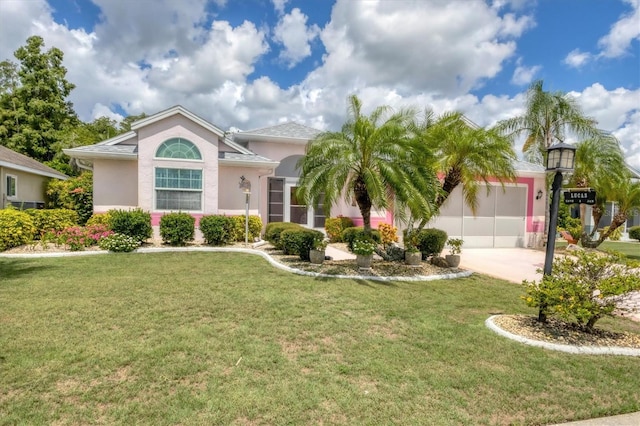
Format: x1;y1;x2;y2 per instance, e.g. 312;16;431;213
0;145;68;209
64;105;547;248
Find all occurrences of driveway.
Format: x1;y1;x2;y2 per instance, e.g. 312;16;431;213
460;248;546;283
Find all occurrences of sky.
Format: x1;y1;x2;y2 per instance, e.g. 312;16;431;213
0;0;639;168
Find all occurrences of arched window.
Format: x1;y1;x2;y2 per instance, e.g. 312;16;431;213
156;138;202;160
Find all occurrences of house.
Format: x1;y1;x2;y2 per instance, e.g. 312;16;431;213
0;145;68;209
64;105;548;248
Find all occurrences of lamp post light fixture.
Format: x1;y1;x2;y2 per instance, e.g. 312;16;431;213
239;176;251;247
543;142;576;277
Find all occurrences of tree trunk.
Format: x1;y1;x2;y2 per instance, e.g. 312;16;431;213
581;212;628;249
418;168;460;230
354;177;372;235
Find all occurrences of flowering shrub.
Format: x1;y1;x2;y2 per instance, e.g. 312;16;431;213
351;238;377;256
55;225;113;251
377;223;398;247
98;233;139;252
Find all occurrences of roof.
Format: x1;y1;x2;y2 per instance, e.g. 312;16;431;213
218;152;279;168
0;145;68;180
234;122;322;143
513;160;545;173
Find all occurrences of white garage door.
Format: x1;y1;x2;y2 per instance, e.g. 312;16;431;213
429;185;527;248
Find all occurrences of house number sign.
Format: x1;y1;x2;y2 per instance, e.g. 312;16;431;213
563;189;596;205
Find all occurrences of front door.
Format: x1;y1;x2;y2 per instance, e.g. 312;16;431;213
281;179;325;228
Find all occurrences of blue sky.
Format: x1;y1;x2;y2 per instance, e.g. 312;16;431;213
0;0;639;167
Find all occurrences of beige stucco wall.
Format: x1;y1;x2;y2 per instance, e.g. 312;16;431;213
136;114;220;214
0;166;49;208
217;166;266;216
93;159;138;212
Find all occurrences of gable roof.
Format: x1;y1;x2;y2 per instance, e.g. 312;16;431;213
234;122;322;143
0;145;68;180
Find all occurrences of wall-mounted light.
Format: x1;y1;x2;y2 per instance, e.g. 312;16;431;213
536;190;543;200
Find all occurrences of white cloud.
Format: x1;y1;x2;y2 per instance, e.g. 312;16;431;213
564;49;592;68
511;59;541;85
273;8;320;69
597;0;640;58
272;0;289;15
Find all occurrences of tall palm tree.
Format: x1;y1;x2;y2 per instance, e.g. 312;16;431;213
296;95;440;236
414;111;516;223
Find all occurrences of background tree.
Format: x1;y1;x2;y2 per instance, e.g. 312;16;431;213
0;36;78;169
414;111;516;228
296;95;440;236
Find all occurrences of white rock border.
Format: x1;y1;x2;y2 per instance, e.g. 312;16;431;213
0;246;473;282
485;315;640;356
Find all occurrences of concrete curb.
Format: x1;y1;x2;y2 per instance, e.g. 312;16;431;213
485;315;640;356
1;246;474;282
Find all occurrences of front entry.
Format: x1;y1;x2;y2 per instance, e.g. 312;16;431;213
268;177;325;228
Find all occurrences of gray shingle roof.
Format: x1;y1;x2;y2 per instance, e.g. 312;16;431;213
218;152;278;165
69;145;138;155
237;122;322;140
513;160;545;172
0;145;67;179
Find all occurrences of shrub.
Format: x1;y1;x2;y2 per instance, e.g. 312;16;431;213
406;228;448;260
264;222;303;249
54;224;113;251
46;172;93;225
86;212;113;228
199;215;235;246
341;227;381;251
98;233;140;252
561;217;582;241
25;208;79;238
600;225;622;241
109;208;152;243
629;226;640;242
159;212;195;246
377;223;398;247
325;216;354;242
523;251;640;331
0;208;36;251
280;228;324;260
351;238;377;255
229;215;263;242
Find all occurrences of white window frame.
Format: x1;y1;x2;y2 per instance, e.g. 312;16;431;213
6;174;17;199
153;167;204;212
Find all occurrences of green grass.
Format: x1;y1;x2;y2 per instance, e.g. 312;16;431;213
1;252;639;425
556;240;640;261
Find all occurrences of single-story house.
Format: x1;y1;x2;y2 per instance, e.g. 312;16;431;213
64;105;547;247
0;145;68;209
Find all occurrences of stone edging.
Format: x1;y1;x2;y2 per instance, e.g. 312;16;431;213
485;315;640;356
0;246;474;282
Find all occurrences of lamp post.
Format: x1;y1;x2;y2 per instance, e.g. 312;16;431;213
543;142;576;277
239;176;251;247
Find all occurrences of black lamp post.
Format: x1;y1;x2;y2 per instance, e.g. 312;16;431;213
543;142;576;276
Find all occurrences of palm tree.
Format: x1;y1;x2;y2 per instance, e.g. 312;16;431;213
296;95;440;236
414;111;516;224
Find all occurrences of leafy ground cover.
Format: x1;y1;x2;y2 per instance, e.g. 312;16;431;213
1;252;639;425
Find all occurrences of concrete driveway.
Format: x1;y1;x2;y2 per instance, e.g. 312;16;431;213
459;248;547;283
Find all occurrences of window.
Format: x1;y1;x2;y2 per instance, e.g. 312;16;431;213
155;168;202;211
156;138;202;160
6;175;16;198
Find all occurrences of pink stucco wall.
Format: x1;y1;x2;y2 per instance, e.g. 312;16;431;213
93;159;138;212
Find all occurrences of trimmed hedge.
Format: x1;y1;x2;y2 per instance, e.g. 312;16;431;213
25;208;79;238
341;227;381;251
108;208;152;243
0;208;36;251
86;212;113;228
629;226;640;242
160;212;195;246
265;222;304;249
200;215;235;246
325;216;355;242
280;228;324;261
230;215;263;242
405;228;448;260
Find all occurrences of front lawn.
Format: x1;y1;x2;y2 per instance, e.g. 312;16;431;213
1;252;639;425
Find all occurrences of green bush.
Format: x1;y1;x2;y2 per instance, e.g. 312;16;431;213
25;208;78;238
629;226;640;242
280;228;324;260
52;224;113;251
199;215;235;246
98;233;140;252
406;228;448;260
108;208;152;243
325;216;354;242
229;215;263;242
523;251;640;331
341;227;381;251
0;208;36;251
561;217;582;241
264;222;304;249
159;213;195;246
601;225;622;241
46;172;93;225
86;212;112;228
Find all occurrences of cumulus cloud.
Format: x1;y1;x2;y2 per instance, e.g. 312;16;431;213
273;8;320;69
511;59;541;85
272;0;289;15
597;0;640;58
564;49;592;68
